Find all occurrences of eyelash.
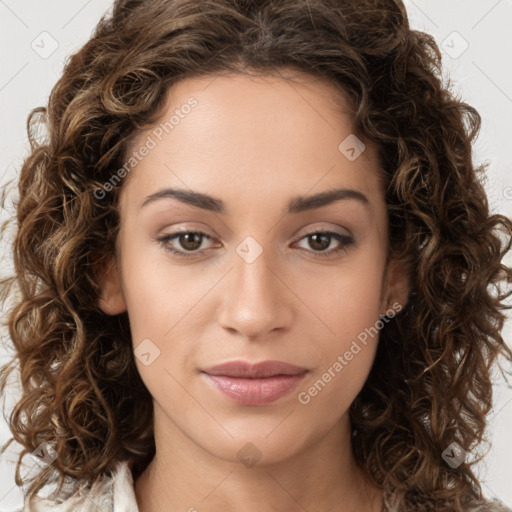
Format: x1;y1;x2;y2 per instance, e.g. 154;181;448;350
154;229;354;260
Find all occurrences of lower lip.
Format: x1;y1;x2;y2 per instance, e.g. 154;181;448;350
204;373;307;405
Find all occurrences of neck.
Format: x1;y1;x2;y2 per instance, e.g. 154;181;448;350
134;405;383;512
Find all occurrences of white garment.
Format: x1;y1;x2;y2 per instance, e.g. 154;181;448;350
20;461;139;512
16;460;512;512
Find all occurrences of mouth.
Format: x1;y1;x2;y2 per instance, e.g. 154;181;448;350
203;359;308;378
202;360;308;405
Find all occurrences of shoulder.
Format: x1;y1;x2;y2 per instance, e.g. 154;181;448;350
384;490;512;512
21;460;139;512
465;500;512;512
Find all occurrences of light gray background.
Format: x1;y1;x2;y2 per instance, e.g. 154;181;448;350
1;0;511;510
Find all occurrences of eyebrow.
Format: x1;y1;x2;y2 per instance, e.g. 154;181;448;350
141;187;369;214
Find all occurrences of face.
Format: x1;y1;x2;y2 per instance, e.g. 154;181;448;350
99;70;408;466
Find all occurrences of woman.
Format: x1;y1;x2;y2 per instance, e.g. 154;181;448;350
1;0;511;510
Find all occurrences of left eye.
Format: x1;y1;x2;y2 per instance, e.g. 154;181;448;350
155;230;354;259
295;231;353;255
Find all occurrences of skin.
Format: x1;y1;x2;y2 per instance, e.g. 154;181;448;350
98;69;409;512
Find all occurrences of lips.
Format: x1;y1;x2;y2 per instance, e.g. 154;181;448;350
203;360;308;378
202;360;308;405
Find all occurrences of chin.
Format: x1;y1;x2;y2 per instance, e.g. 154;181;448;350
191;418;323;469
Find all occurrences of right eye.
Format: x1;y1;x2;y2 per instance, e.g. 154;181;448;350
154;230;216;259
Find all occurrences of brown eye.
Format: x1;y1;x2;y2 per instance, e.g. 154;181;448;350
177;232;204;251
308;233;331;251
155;230;214;259
295;231;354;257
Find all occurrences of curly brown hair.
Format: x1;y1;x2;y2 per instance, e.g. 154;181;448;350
1;0;512;510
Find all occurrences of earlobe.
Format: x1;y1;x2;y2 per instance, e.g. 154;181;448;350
97;257;127;315
381;256;410;316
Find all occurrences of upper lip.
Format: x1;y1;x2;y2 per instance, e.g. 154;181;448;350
203;360;308;378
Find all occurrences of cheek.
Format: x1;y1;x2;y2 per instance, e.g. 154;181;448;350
298;279;383;416
119;240;187;338
296;343;377;428
320;257;385;345
298;250;384;406
119;243;210;380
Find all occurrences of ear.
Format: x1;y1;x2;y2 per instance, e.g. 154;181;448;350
96;256;127;315
380;254;410;316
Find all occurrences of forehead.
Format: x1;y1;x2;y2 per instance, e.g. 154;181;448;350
120;70;384;211
161;69;355;147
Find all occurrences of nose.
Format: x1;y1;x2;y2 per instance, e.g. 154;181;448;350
217;244;293;340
